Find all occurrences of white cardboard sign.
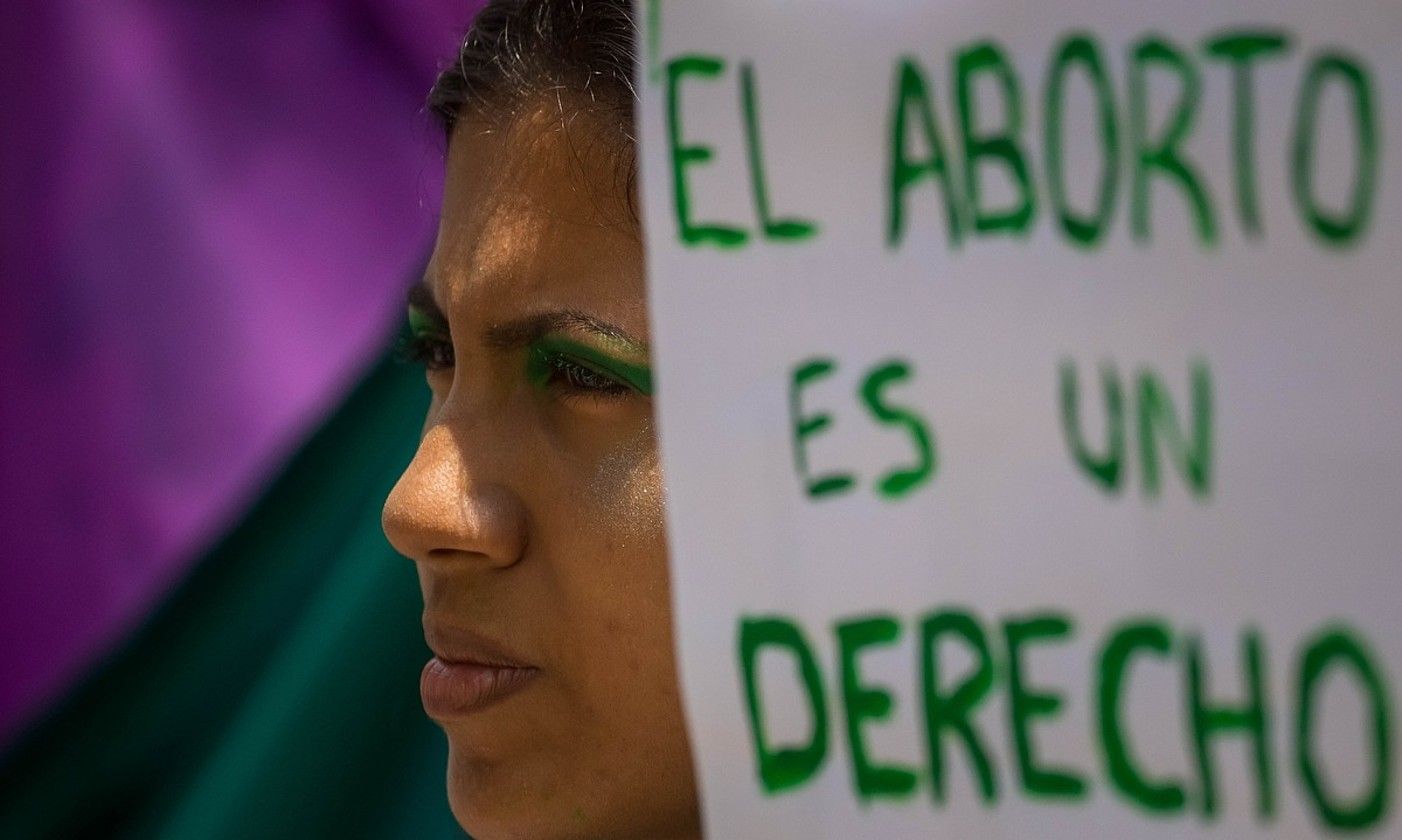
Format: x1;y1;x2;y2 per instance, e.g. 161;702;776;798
637;1;1401;836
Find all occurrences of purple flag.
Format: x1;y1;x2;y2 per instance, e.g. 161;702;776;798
0;0;485;743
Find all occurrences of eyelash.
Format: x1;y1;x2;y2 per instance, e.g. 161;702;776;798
396;334;454;371
536;350;633;398
398;335;634;398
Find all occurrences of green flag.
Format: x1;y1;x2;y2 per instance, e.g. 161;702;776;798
0;344;465;839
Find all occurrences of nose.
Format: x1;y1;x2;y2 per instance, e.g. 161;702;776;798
382;417;528;569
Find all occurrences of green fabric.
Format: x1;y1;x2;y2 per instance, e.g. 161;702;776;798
0;345;466;839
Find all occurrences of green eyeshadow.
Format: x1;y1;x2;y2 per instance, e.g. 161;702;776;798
527;335;654;396
407;305;444;337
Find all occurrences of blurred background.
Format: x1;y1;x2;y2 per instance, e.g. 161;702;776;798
1;1;486;835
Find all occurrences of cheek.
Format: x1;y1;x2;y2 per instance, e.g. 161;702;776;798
553;423;673;690
519;406;673;649
587;423;665;553
591;429;678;694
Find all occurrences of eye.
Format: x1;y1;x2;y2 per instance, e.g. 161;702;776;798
539;352;632;397
526;336;653;400
397;334;455;371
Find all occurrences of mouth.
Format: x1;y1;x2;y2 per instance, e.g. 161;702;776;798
420;623;539;719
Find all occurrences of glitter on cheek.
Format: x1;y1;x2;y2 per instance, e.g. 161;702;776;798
588;422;666;549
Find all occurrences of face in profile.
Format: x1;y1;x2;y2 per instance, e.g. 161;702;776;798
380;104;699;840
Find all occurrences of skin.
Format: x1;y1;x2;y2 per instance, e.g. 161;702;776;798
381;101;700;840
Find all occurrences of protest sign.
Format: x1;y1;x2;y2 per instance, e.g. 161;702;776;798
637;1;1401;836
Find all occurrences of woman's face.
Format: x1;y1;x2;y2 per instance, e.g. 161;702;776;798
381;105;699;840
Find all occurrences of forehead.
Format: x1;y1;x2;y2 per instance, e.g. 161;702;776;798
427;103;644;331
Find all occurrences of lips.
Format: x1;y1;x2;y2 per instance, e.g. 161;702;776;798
420;623;538;719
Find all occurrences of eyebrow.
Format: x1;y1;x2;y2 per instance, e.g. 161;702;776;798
406;279;649;355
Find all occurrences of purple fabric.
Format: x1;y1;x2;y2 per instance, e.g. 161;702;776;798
0;0;484;743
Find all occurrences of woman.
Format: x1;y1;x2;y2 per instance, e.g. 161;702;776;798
380;1;701;838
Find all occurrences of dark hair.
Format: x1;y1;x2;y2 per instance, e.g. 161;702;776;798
429;0;637;144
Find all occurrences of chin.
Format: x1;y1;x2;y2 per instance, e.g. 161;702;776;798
447;796;528;840
445;743;571;840
444;746;690;840
447;791;593;840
